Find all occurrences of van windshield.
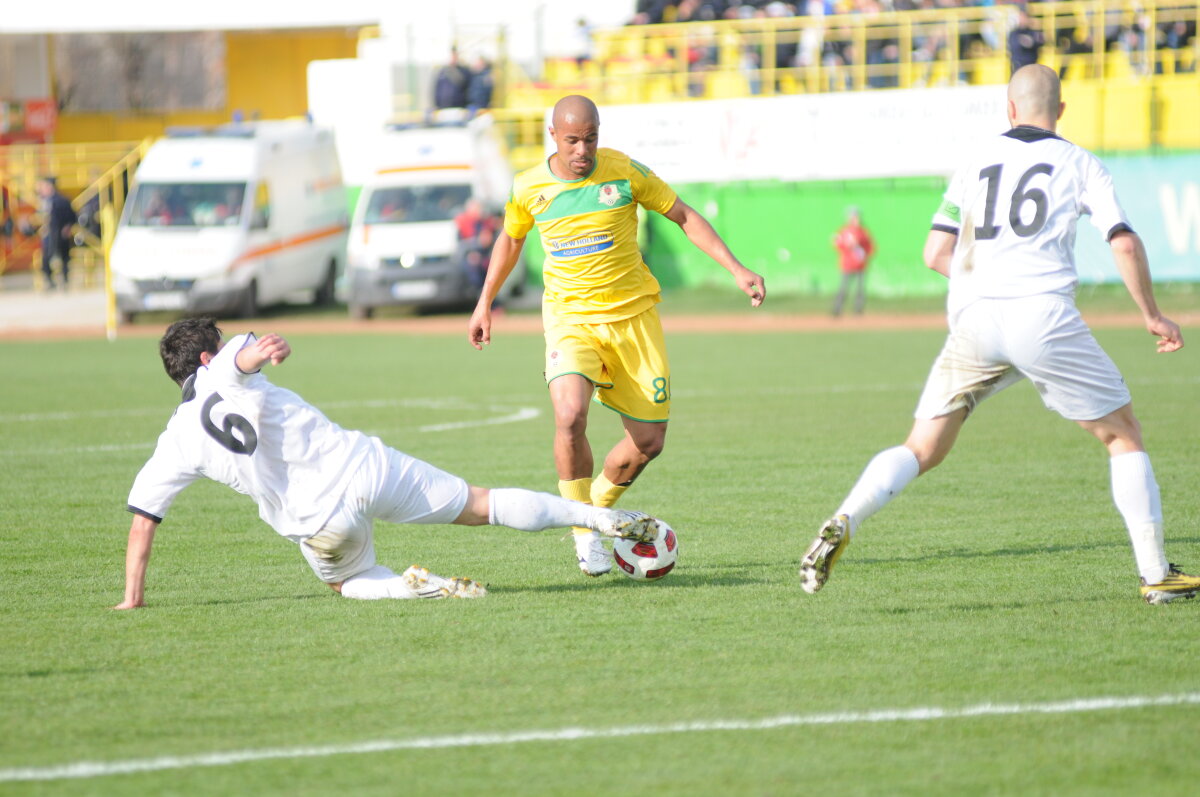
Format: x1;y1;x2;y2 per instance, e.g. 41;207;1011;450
364;184;471;224
126;183;247;228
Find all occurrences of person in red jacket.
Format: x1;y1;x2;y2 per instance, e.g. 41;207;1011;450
831;206;875;317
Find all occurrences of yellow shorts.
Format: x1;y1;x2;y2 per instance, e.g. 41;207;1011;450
544;306;670;422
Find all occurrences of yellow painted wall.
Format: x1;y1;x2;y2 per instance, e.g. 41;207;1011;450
1100;81;1152;150
1157;76;1200;149
54;29;359;144
1059;80;1103;150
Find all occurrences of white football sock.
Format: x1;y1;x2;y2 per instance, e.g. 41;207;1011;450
488;488;601;531
836;445;921;536
339;565;419;600
1110;451;1169;584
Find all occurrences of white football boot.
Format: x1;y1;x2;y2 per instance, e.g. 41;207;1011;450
595;509;658;542
402;565;488;599
574;531;612;577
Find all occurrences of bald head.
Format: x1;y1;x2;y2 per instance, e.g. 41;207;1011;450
1007;64;1063;130
551;94;599;128
548;95;601;179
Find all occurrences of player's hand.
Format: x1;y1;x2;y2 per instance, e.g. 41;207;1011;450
735;267;766;307
1147;315;1183;353
468;305;491;350
257;333;291;365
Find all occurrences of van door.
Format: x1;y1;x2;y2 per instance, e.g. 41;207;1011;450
244;181;277;301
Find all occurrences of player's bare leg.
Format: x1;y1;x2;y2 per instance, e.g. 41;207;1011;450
599;418;667;489
801;410;966;593
1078;404;1198;603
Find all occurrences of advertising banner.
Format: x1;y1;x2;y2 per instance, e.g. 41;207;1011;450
1076;154;1200;283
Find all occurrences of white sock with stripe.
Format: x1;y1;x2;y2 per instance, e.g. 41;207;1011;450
1110;451;1169;584
836;445;921;536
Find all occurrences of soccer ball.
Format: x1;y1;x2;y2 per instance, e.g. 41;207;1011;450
613;519;678;581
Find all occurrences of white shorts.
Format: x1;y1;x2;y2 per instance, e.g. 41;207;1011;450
299;440;469;584
914;295;1131;422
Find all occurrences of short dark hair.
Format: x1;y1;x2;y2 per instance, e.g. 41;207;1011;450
159;317;222;386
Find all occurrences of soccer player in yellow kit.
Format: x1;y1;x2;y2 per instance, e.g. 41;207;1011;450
468;95;766;576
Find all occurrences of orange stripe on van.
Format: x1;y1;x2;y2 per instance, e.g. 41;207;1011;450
230;223;347;270
375;164;472;175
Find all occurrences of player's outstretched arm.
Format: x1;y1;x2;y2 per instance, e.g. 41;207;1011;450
235;333;291;373
1110;231;1183;353
663;198;765;307
114;514;159;610
469;231;527;350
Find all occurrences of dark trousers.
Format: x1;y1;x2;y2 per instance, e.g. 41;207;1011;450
41;235;68;286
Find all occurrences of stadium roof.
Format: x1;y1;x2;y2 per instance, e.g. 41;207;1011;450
0;0;381;33
0;0;631;34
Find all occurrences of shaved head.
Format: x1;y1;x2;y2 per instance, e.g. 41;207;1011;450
1007;64;1063;130
551;94;599;128
548;95;601;179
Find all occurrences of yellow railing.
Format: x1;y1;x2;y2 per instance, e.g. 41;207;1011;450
488;0;1199;160
0;138;152;286
537;0;1199;99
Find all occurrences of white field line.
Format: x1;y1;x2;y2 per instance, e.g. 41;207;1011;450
0;398;541;457
8;372;1198;426
2;692;1197;783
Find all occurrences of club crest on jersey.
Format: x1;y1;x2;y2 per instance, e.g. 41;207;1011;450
598;184;619;206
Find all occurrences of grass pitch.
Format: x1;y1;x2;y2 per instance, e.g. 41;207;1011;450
1;315;1198;795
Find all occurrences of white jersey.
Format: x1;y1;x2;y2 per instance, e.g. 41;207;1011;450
931;125;1131;317
127;333;374;541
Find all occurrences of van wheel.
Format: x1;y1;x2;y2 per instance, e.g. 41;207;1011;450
349;303;373;320
239;281;259;319
315;261;337;306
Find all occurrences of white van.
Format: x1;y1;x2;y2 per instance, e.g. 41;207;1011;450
345;115;525;318
111;121;347;322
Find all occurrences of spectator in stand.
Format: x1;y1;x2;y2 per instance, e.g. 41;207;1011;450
28;176;78;291
466;56;494;113
1158;15;1196;72
630;0;672;25
831;206;875;317
1009;5;1044;73
571;18;595;67
433;49;471;110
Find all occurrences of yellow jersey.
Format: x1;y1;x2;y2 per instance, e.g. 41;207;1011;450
504;147;678;324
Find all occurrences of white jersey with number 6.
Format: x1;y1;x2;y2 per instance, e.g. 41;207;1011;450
127;333;374;541
930;125;1132;317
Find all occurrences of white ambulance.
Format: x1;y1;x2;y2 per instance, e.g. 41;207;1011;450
345;114;524;318
111;121;348;322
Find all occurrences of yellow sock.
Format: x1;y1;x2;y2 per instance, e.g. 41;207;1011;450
591;472;629;509
559;478;594;537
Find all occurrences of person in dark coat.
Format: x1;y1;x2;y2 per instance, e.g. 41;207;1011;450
433;50;471;109
34;176;78;289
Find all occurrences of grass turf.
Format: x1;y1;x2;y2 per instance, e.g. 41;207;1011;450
0;320;1197;795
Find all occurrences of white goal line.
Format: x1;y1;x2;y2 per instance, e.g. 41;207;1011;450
3;692;1198;783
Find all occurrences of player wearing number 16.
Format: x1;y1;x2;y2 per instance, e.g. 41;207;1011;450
799;64;1200;605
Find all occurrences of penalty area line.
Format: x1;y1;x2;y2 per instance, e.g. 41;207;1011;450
3;692;1199;782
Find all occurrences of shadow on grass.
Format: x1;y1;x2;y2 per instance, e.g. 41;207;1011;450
1;667;110;680
188;592;329;607
501;572;763;594
853;538;1159;566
